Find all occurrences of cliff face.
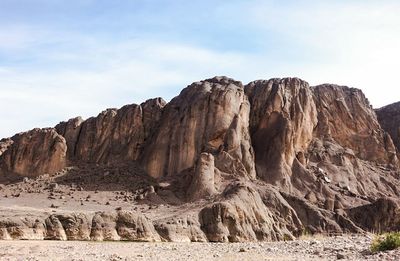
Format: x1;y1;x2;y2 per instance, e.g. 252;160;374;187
245;78;317;189
0;76;399;242
376;101;400;152
143;77;256;180
313;84;398;167
0;128;67;177
55;98;166;164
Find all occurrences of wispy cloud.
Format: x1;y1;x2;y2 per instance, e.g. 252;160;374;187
1;1;400;138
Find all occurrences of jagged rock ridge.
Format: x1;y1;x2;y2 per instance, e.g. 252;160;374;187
0;76;399;242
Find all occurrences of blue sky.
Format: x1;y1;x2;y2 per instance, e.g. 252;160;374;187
1;0;400;138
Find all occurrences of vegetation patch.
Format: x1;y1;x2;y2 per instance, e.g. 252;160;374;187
371;232;400;252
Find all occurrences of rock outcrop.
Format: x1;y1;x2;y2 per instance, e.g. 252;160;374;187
0;128;67;177
91;211;160;242
376;101;400;152
199;184;299;242
245;78;317;189
347;197;400;232
56;98;166;164
144;77;256;180
0;211;161;242
0;76;399;243
187;153;217;201
313;84;398;167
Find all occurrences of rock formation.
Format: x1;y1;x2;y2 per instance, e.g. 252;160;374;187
143;77;256;180
0;128;67;177
0;76;399;242
376;101;400;152
313;84;398;167
55;98;166;164
245;78;317;189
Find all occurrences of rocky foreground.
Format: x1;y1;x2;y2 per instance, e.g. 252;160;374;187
0;77;400;248
1;235;399;261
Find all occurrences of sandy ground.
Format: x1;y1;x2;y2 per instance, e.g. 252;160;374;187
0;235;399;261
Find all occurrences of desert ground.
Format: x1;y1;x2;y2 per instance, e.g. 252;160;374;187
0;234;399;261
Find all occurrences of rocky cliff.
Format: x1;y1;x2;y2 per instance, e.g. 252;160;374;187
376;101;400;152
0;76;399;242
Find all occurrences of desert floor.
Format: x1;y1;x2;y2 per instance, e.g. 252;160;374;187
0;235;399;261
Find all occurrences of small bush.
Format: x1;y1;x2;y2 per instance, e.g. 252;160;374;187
371;232;400;252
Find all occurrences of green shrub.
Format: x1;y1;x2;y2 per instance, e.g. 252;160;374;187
371;232;400;252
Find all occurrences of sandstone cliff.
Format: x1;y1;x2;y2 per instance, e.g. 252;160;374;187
0;76;399;242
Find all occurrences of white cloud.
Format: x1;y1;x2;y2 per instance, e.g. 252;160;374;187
1;1;400;138
0;38;250;138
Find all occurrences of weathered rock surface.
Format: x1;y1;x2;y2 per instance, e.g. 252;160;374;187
154;216;207;242
199;184;298;242
0;128;67;177
0;211;160;242
187;153;217;201
91;211;160;242
0;76;400;243
0;217;46;240
245;78;317;188
45;213;91;240
144;77;256;180
376;101;400;152
56;98;166;164
347;197;400;232
313;84;398;167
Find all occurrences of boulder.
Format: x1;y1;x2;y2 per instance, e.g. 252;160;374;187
154;216;207;242
199;184;296;242
90;211;160;242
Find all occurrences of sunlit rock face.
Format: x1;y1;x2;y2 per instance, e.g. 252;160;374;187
55;98;166;164
0;128;67;177
313;84;398;167
245;78;317;189
144;76;256;180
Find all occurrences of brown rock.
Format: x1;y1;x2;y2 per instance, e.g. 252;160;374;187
59;98;166;164
0;217;46;240
187;153;216;201
144;77;256;180
199;184;296;242
376;101;400;152
0;128;67;177
90;211;160;242
245;78;317;189
347;197;400;232
154;216;207;242
313;84;398;166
